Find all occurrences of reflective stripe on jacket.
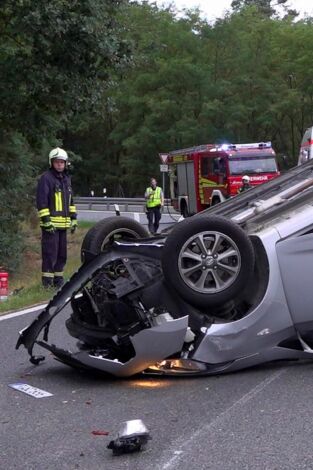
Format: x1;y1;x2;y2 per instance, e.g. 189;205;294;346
36;169;77;229
146;186;162;208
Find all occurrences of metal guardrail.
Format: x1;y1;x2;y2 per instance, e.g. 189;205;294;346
74;197;174;213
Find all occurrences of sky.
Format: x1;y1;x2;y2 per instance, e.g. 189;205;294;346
150;0;313;21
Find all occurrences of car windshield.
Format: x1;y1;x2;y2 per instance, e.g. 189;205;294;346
228;156;278;175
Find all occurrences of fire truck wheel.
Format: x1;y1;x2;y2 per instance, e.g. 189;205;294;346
162;215;255;308
81;216;149;263
211;197;221;206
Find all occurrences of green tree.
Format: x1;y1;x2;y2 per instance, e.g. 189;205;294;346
75;1;313;194
0;0;128;272
108;3;210;195
0;131;34;272
0;0;128;146
231;0;288;16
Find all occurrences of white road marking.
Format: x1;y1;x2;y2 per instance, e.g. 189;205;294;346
0;304;47;321
159;369;286;470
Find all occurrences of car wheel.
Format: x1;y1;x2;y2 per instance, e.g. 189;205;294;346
161;215;255;308
81;216;149;262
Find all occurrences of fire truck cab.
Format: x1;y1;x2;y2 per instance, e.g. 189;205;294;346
166;141;279;217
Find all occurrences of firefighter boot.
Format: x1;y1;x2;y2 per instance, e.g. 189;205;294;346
42;274;54;289
54;275;64;289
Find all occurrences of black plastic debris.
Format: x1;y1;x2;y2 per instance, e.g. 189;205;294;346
107;419;151;455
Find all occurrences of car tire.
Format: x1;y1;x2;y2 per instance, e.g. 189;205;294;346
161;215;255;308
81;216;149;262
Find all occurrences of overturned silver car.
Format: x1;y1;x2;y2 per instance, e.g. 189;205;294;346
17;159;313;376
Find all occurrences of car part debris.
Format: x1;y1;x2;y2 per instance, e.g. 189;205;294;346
8;383;53;398
107;420;151;455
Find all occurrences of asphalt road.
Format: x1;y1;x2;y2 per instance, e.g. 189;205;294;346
2;307;313;470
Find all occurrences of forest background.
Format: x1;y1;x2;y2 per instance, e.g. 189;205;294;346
1;0;313;272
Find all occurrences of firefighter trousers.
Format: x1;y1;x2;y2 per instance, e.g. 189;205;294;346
146;206;162;234
41;229;67;288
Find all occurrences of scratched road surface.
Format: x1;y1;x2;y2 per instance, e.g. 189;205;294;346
1;307;313;470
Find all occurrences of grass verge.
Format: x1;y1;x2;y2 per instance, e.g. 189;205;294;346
0;221;95;315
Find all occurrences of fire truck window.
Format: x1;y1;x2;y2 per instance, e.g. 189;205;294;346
228;156;278;175
213;158;221;174
201;157;209;175
219;159;226;175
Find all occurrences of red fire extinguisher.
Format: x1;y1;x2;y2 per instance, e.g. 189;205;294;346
0;269;9;301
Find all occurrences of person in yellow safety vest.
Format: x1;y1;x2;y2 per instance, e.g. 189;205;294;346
144;177;164;234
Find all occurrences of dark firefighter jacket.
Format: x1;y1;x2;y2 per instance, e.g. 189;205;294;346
238;183;252;193
36;168;77;229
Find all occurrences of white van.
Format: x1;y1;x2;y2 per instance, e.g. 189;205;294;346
298;126;313;165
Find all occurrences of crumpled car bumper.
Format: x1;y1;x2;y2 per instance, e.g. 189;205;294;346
16;244;194;376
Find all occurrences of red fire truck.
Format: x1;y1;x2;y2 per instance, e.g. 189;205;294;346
165;141;280;217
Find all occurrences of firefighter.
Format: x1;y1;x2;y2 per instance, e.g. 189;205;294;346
238;175;252;193
36;148;78;289
145;178;164;234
